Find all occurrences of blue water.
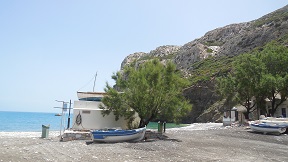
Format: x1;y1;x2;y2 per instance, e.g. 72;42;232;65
0;111;72;132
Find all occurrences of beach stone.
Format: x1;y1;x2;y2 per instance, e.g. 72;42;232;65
0;125;287;161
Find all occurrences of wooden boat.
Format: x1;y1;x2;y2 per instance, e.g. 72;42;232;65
90;126;146;143
259;117;288;133
250;122;286;134
260;117;288;125
77;91;106;101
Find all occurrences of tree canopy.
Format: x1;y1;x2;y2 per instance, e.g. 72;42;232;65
217;41;288;118
257;41;288;116
217;53;266;119
101;59;192;128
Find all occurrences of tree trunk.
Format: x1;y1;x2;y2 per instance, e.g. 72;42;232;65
271;108;276;117
138;118;149;128
243;112;249;120
271;95;276;116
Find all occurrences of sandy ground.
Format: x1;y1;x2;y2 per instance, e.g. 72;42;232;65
0;123;287;162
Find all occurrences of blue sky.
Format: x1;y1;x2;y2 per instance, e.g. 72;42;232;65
0;1;287;113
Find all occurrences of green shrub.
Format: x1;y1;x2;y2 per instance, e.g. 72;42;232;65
204;41;224;46
188;56;234;84
206;48;213;53
253;11;288;27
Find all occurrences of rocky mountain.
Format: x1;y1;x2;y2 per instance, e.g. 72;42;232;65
120;5;288;123
120;45;181;70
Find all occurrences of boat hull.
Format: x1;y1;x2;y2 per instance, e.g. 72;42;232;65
91;127;146;143
260;117;288;126
77;92;106;101
250;123;286;134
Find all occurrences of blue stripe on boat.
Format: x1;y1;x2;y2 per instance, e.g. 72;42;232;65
91;128;144;139
251;123;287;129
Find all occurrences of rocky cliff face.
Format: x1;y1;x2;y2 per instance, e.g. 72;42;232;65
174;23;249;72
120;45;181;69
120;5;288;123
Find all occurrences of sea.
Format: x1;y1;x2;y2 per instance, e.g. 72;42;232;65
0;111;188;132
0;111;72;132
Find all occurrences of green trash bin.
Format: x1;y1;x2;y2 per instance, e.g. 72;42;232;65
42;124;50;138
158;121;163;133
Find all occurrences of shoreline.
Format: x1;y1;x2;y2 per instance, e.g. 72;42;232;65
0;123;224;138
0;131;60;138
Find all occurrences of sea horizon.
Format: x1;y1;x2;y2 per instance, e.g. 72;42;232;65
0;111;72;132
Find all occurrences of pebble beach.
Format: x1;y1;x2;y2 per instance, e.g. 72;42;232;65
0;123;287;162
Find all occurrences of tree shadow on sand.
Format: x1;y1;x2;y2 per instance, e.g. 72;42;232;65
142;130;182;142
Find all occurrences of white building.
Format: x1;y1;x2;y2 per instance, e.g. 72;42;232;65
71;92;139;130
265;95;287;118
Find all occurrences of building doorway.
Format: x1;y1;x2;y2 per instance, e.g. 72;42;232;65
281;108;286;117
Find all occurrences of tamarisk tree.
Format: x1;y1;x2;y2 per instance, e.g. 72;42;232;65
217;54;265;119
257;42;288;116
100;59;192;128
217;41;288;118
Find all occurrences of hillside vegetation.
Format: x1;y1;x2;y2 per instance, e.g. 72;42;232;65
120;5;288;123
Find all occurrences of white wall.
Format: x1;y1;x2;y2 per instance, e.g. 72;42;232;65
72;101;139;130
74;100;102;110
266;100;288;117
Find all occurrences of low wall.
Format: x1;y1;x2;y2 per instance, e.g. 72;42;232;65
61;130;92;142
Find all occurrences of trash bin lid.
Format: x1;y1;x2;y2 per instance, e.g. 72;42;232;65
42;125;50;128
